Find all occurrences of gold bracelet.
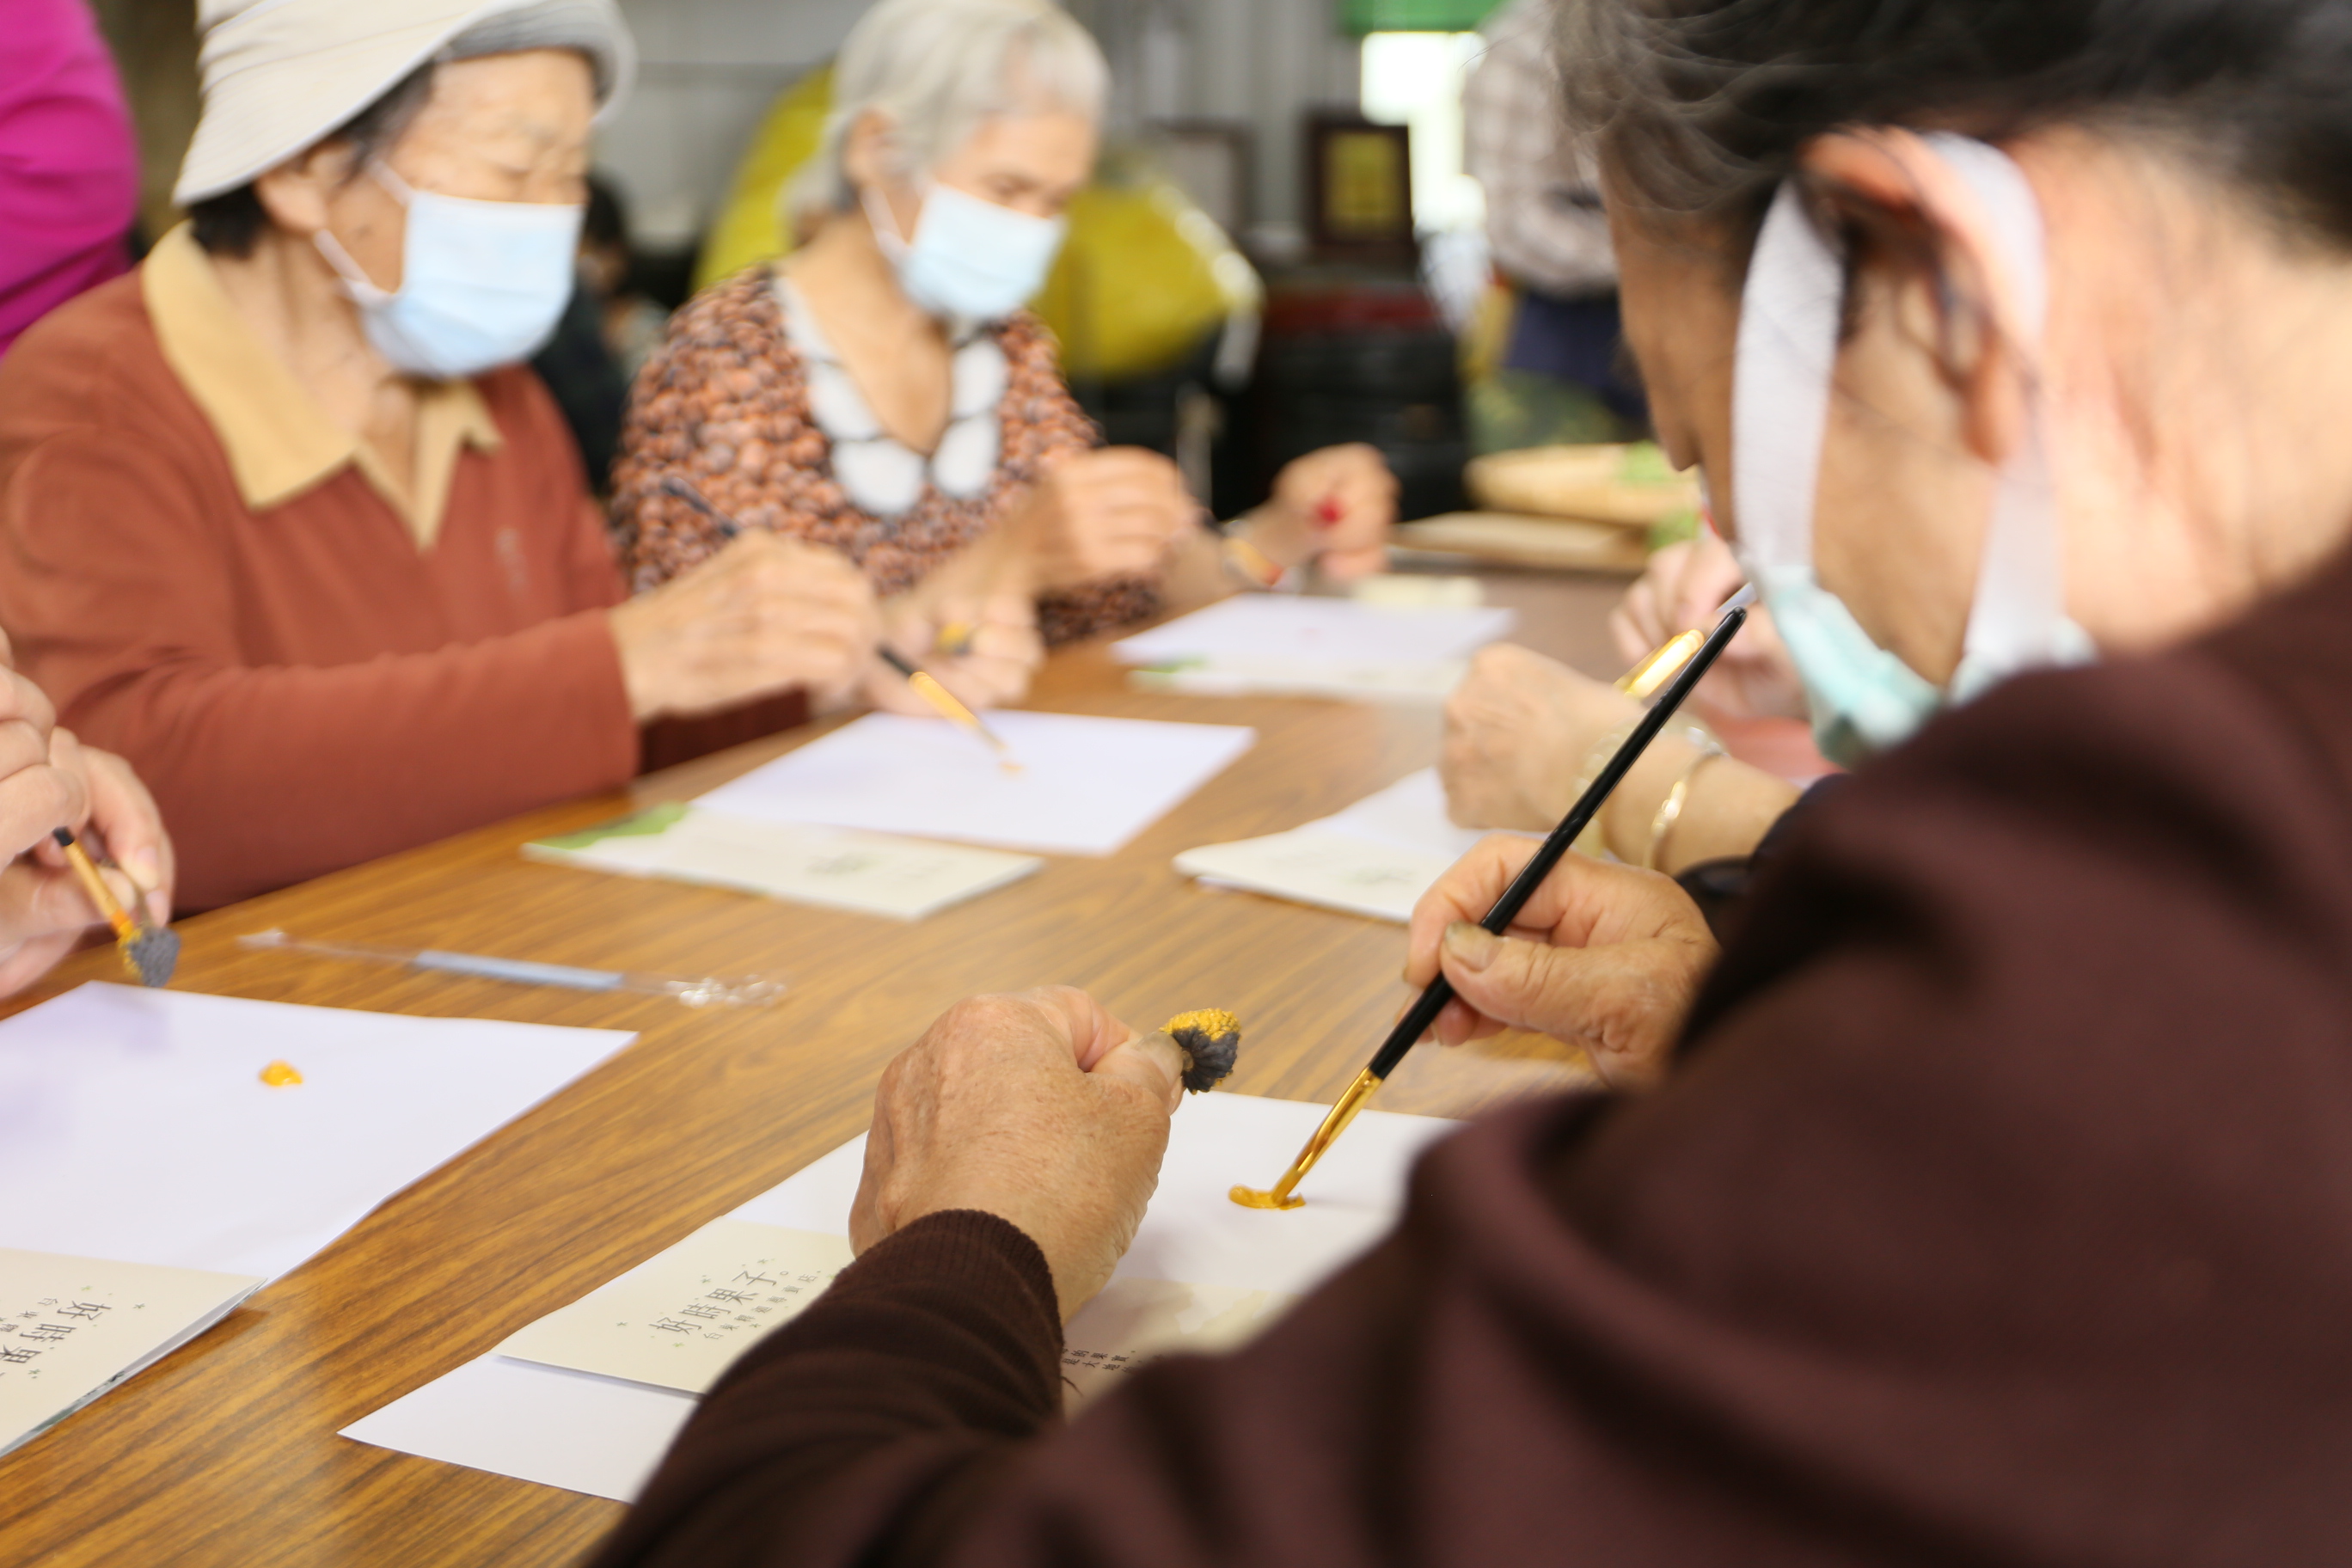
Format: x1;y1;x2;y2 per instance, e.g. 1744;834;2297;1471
1644;747;1725;872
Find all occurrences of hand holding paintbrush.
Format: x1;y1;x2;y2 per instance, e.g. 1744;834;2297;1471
658;478;1026;769
1233;599;1751;1210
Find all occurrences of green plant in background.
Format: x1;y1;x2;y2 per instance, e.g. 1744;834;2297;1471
1343;0;1509;34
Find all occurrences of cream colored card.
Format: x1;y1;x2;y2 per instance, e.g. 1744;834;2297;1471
1176;829;1461;923
526;805;1042;921
1057;1277;1296;1411
496;1221;855;1393
0;1249;261;1456
1176;768;1504;923
496;1216;1297;1412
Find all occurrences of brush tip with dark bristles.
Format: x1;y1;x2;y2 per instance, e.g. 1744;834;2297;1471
123;926;180;988
1165;1008;1241;1093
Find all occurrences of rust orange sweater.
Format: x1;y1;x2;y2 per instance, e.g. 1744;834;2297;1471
0;262;641;910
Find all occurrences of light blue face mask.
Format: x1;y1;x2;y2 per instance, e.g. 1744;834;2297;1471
1730;134;2095;767
315;164;583;381
866;181;1067;324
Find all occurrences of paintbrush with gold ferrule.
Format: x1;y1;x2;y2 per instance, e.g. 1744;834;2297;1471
1231;597;1753;1212
657;477;1023;771
52;828;177;987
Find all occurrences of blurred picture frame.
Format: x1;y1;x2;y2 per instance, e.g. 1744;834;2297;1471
1306;114;1414;258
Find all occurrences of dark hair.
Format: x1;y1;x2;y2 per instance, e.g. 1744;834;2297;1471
584;172;628;251
189;62;439;257
1559;0;2352;253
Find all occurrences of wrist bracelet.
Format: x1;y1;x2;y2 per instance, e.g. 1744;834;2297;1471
1644;747;1725;873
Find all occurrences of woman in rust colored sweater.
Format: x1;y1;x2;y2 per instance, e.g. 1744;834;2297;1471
609;0;1396;717
594;2;2352;1563
0;1;885;911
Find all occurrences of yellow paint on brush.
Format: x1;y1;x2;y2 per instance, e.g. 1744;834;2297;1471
1165;1008;1240;1038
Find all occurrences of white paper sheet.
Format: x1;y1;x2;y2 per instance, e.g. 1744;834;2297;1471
1112;597;1516;668
1177;769;1511;923
695;712;1257;857
0;1249;261;1456
344;1093;1459;1500
340;1355;695;1503
524;805;1042;920
0;985;634;1279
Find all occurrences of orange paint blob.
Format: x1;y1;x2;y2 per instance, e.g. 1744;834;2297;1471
259;1060;303;1087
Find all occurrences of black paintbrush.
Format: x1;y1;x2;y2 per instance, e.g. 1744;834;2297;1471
1232;600;1751;1210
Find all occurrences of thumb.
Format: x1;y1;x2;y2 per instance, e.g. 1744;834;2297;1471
1088;1031;1185;1113
1438;922;1601;1039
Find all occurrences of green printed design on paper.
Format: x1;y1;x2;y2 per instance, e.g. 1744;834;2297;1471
535;802;691;852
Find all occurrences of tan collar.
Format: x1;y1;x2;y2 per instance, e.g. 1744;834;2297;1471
141;224;504;549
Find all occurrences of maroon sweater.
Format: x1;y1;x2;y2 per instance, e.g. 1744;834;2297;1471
592;546;2352;1566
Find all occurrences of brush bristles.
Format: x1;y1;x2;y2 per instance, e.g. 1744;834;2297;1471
1165;1008;1241;1093
123;927;180;989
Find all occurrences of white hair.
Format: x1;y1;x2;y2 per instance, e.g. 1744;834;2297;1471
789;0;1108;225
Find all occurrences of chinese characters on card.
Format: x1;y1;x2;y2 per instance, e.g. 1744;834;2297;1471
498;1222;856;1393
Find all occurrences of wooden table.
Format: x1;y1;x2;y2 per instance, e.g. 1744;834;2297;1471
0;570;1625;1566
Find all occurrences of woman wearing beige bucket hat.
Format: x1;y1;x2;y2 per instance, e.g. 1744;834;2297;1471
0;0;889;912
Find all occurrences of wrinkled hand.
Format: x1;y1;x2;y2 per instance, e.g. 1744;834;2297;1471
1613;534;1806;723
851;988;1185;1320
610;531;883;720
1259;443;1397;582
1442;644;1642;832
1406;837;1718;1091
1005;448;1199;592
868;585;1043;716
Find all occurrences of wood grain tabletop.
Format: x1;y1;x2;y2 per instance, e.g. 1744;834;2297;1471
0;569;1626;1566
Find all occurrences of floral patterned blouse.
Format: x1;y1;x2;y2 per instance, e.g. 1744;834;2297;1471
609;267;1157;645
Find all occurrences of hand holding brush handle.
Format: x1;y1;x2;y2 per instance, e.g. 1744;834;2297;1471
1234;601;1750;1210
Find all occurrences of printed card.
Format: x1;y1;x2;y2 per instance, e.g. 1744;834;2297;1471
497;1221;855;1393
0;1249;261;1456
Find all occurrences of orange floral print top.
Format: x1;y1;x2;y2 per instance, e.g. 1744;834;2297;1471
609;268;1158;645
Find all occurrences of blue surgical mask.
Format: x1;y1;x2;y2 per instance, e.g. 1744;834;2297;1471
865;181;1065;324
315;164;583;380
1730;134;2094;768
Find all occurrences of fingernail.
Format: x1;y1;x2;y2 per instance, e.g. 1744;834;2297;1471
126;848;159;890
1443;922;1498;972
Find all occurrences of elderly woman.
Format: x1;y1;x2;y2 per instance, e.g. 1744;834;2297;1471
609;0;1394;714
594;0;2352;1561
0;0;881;911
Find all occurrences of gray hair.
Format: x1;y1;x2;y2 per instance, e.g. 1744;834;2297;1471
789;0;1108;225
1552;0;2352;254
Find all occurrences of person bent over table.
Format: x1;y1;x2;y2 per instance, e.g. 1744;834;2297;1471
591;0;2352;1561
0;0;881;912
609;0;1396;719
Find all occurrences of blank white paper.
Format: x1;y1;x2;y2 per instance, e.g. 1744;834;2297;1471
0;985;634;1280
1112;597;1516;670
1177;769;1517;923
342;1093;1459;1500
695;711;1256;856
340;1354;695;1504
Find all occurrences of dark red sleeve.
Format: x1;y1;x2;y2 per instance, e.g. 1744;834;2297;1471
589;594;2352;1565
588;1210;1064;1568
0;425;640;910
